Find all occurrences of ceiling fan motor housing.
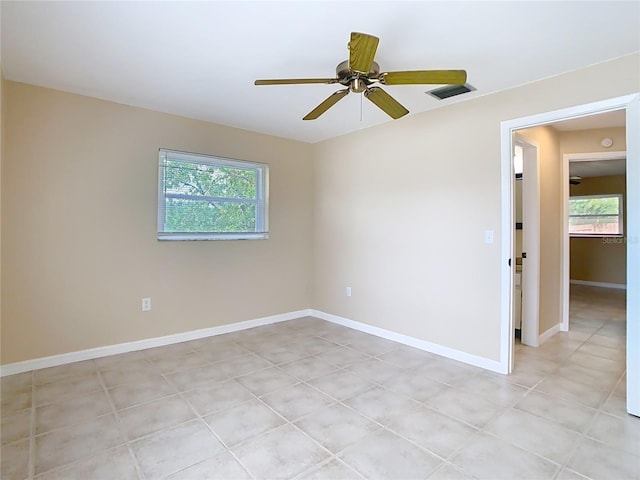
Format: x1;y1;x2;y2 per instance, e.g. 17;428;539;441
336;60;380;92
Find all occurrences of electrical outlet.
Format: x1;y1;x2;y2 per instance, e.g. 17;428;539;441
346;287;352;297
142;297;151;311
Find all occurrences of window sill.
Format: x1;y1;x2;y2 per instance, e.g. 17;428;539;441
158;233;269;241
570;234;624;239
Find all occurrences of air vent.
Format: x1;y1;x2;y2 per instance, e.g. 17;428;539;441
426;83;475;100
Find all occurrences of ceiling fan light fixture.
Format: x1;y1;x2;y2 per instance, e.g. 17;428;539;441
427;83;475;100
350;77;367;93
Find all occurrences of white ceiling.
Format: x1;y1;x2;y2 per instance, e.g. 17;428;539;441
2;1;639;143
570;158;626;178
549;109;627;132
556;110;627;178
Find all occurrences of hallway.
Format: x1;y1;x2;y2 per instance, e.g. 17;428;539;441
511;284;637;478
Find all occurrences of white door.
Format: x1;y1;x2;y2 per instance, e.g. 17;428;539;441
517;137;540;347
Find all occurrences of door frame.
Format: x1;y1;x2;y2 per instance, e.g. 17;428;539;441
499;93;640;416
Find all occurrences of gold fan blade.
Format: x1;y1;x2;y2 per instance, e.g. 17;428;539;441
364;87;409;119
381;70;467;85
255;78;339;85
348;32;380;74
303;89;350;120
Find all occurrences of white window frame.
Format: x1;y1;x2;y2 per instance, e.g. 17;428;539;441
157;149;269;241
569;193;623;237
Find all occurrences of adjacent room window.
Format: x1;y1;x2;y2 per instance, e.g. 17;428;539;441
158;149;268;240
513;144;524;177
569;194;623;237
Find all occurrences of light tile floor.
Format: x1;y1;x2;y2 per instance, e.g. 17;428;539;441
1;285;638;479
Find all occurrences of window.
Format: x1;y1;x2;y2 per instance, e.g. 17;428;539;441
158;149;268;240
569;194;623;237
513;144;523;177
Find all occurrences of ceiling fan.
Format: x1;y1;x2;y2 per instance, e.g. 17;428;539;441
255;32;467;121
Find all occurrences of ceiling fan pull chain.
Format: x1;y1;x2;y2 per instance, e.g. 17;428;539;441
360;92;363;122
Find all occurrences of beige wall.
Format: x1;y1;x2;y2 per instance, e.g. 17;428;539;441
516;126;563;336
313;53;639;362
560;127;626;154
570;175;626;285
1;82;314;364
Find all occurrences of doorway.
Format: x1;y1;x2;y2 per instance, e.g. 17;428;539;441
499;94;640;416
563;150;628;331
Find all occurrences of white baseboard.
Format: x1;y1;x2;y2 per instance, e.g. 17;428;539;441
0;309;312;377
310;309;506;374
538;323;562;345
1;307;506;377
570;279;626;290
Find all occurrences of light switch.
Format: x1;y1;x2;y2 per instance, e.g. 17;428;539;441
484;230;494;244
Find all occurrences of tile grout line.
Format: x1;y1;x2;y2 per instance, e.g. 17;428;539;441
598;369;628;419
299;379;456;476
301;358;574;478
335;392;477;472
28;370;36;480
504;397;596;470
180;363;360;480
289;454;367;480
194;339;354;458
309;353;482;425
240;379;340;478
95;367;147;480
541;322;598;478
159;370;259;480
28;363;151;479
426;461;478;480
